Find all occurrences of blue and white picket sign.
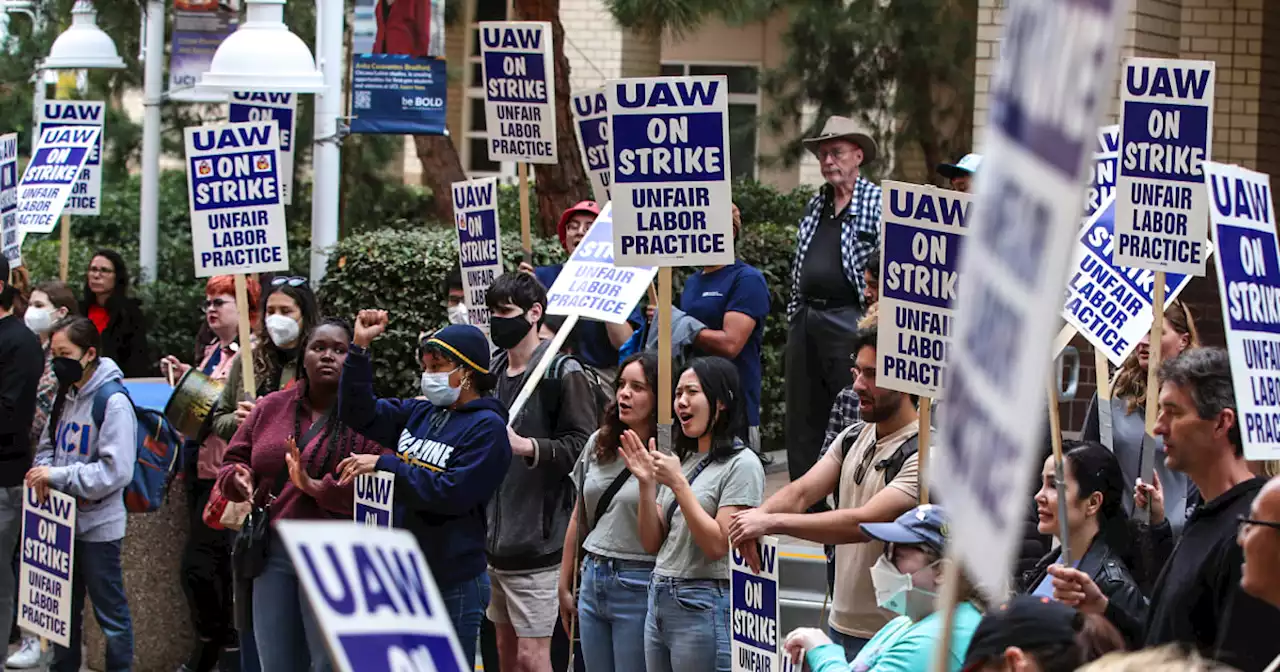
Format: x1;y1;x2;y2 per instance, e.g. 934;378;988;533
452;177;504;332
1098;125;1120;155
731;535;779;672
931;0;1125;599
1114;58;1215;276
1205;162;1280;460
606;76;733;268
229;92;298;204
18;486;76;647
1062;196;1200;366
183;121;289;279
1;133;19;268
36;101;104;216
547;203;658;323
877;182;971;398
479;21;557;165
572;87;611;202
16;125;100;236
1086;125;1120;221
277;521;469;672
354;473;395;528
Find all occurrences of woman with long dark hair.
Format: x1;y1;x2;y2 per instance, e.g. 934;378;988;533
80;249;150;377
623;356;765;672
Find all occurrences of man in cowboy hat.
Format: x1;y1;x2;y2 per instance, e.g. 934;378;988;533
936;153;983;192
785;115;882;498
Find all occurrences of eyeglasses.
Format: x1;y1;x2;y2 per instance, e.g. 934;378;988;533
1238;515;1280;535
201;298;232;313
816;149;850;162
87;266;115;276
270;276;307;288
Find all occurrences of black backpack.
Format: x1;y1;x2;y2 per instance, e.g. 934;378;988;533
493;350;612;427
832;422;921;510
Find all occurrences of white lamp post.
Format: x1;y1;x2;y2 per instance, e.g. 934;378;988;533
41;0;124;69
137;0;164;283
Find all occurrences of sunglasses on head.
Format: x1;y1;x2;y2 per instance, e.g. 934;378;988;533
271;276;307;288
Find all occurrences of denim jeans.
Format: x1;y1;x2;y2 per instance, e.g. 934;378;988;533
253;542;330;672
0;487;22;649
438;572;490;666
827;626;869;662
644;575;730;672
52;539;134;672
578;555;653;672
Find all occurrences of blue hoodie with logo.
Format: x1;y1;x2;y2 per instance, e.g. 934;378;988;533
338;347;512;586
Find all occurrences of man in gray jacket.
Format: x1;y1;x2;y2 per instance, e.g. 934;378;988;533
483;272;596;672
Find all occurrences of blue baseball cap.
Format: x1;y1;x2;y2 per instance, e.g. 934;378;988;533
937;153;983;179
860;504;949;554
423;324;491;374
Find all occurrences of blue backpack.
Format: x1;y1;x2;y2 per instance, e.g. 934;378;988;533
90;381;184;513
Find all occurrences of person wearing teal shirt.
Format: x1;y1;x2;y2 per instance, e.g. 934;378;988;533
783;505;984;672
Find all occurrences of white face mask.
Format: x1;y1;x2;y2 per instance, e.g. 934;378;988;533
421;369;461;407
24;307;56;335
447;303;470;325
870;554;938;621
265;314;301;347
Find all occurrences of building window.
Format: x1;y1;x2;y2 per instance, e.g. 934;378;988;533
462;0;509;177
659;63;760;181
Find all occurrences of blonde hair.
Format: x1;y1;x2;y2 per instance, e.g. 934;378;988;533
1112;300;1200;414
1078;645;1240;672
858;303;878;329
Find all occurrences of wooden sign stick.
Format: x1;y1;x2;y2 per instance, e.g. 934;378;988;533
518;163;533;264
657;267;673;453
234;274;257;399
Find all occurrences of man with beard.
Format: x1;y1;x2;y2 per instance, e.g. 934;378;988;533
730;325;920;661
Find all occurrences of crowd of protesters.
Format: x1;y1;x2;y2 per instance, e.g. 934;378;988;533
0;112;1279;672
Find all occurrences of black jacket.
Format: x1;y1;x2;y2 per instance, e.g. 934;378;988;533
0;314;43;487
84;296;150;378
1021;535;1148;646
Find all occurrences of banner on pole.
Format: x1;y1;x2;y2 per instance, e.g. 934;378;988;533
183;121;289;278
547;203;658;324
1;133;19;267
1062;197;1201;366
1113;58;1215;276
606;76;734;268
354;473;395;528
931;0;1125;598
877;182;971;398
572;87;611;202
277;521;469;672
1086;125;1119;221
36;101;103;216
1206;162;1280;460
229;93;298;204
168;0;237;102
18;486;76;647
479;21;556;164
452;177;504;333
16;125;100;235
730;536;779;672
349;0;447;135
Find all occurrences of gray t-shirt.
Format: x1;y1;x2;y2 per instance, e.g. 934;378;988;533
655;447;765;579
571;432;657;562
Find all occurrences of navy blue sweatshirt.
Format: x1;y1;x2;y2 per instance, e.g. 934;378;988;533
339;345;513;587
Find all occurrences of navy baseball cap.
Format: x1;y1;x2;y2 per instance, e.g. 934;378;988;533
937;153;983;179
860;504;949;554
423;324;491;374
962;596;1082;671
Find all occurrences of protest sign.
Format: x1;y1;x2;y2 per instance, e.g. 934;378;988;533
184;121;289;278
1086;125;1120;221
168;0;237;102
606;76;733;268
572;87;611;202
877;182;971;398
1;133;19;267
1062;196;1201;366
277;521;469;672
731;536;780;672
229;93;298;204
37;101;103;215
547;203;658;323
18;486;76;647
1113;58;1215;276
1205;162;1280;460
16;125;100;236
452;178;504;331
354;473;395;528
479;22;556;164
931;0;1124;598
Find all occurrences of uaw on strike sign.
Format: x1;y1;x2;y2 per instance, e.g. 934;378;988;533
479;22;556;164
452;177;504;332
36;101;104;215
18;487;76;647
547;203;658;323
572;87;611;202
730;536;795;672
184;121;289;278
16;126;100;236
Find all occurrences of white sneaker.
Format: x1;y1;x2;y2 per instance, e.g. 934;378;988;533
6;636;47;669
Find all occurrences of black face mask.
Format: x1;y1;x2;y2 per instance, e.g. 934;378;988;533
489;314;533;350
52;357;84;387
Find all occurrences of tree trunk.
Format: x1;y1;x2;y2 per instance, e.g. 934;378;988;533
514;0;590;237
413;135;467;222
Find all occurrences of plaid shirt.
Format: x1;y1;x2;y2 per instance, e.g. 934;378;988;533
787;177;882;317
819;384;861;458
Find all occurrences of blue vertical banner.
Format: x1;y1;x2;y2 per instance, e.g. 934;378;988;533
730;536;779;672
1114;58;1215;275
0;133;19;267
931;0;1126;598
18;487;76;647
350;0;447;135
1205;162;1280;460
480;21;557;164
877;182;972;398
37;101;104;215
606;76;734;268
1086;125;1119;221
452;177;504;333
168;0;236;102
229;92;298;204
572;87;611;202
16;126;100;235
354;473;394;528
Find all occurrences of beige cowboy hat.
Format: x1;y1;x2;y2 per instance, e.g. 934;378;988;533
803;116;878;164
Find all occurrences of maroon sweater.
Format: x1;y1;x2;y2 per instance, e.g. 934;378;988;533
216;385;386;522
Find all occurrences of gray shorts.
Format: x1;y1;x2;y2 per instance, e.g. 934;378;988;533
486;565;560;639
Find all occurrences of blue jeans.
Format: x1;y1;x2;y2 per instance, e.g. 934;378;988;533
644;576;730;672
578;555;652;672
827;626;869;662
52;539;134;672
253;543;330;672
438;572;489;666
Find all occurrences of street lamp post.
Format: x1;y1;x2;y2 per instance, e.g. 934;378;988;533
138;0;163;283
